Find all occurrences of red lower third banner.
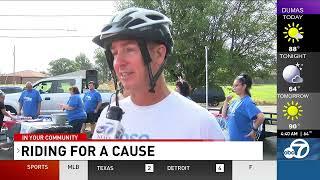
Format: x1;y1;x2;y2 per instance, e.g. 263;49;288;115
0;160;59;180
14;133;88;141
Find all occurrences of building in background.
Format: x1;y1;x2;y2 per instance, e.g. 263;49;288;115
0;70;48;84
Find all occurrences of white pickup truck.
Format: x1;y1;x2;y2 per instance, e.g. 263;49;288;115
4;70;113;115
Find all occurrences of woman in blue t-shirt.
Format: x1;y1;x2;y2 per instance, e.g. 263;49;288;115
221;73;265;141
59;86;87;133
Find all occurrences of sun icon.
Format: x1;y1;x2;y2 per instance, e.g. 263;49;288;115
283;22;304;43
282;100;303;120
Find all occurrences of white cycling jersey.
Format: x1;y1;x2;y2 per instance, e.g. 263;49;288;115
93;91;225;140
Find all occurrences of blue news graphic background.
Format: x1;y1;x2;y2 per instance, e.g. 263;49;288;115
278;161;320;179
277;138;320;160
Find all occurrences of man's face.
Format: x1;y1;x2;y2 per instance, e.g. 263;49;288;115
89;83;95;90
26;83;33;90
111;40;149;91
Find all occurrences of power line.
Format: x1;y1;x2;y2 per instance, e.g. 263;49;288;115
0;28;77;31
0;14;113;17
0;35;93;38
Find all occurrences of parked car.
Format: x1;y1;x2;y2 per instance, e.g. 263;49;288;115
190;86;226;107
0;86;23;94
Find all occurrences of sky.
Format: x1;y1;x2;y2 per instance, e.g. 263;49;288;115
0;1;117;74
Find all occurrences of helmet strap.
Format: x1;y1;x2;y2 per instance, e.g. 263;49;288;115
104;50;120;107
137;40;167;93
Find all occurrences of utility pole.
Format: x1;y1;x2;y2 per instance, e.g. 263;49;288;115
13;45;16;74
205;46;208;110
13;45;16;84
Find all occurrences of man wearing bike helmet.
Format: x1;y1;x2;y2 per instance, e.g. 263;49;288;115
92;7;225;140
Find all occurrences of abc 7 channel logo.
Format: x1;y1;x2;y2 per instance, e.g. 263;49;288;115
283;139;310;159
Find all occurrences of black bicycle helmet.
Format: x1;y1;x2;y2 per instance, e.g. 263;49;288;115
93;7;173;92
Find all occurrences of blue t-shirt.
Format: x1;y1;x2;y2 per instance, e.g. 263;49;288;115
18;89;42;118
83;90;102;113
227;95;261;141
66;94;87;122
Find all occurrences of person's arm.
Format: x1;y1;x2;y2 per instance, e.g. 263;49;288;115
18;93;23;115
221;95;232;118
1;108;16;119
245;113;265;140
18;103;22;115
94;93;103;113
59;104;75;111
245;103;265;140
37;90;42;115
94;101;102;113
37;102;41;116
253;113;265;129
59;96;77;111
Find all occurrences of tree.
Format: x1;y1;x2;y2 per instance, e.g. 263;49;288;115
48;58;76;76
117;0;276;88
48;53;95;76
94;48;112;83
74;53;93;70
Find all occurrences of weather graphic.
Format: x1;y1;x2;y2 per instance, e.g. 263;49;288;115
282;62;303;83
283;22;304;43
282;100;303;121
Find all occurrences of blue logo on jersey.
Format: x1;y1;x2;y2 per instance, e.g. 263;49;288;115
122;133;150;139
95;122;114;135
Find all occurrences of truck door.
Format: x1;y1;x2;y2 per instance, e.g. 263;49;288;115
51;79;76;114
34;79;76;115
33;80;55;115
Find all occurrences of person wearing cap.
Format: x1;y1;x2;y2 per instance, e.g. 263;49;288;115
0;90;16;130
18;82;42;119
81;81;102;134
92;8;225;140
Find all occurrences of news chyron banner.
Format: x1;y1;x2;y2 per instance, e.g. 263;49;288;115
277;0;320;167
12;134;261;179
13;134;262;160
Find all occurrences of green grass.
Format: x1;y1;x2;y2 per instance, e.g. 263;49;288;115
169;83;276;105
3;83;275;105
222;84;276;105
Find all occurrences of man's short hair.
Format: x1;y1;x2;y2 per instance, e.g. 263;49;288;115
88;81;95;85
26;81;32;85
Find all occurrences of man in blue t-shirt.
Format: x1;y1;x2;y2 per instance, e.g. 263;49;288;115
81;81;102;134
18;82;42;119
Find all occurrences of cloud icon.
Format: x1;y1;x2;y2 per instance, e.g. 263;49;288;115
295;33;303;39
292;75;303;83
283;65;302;83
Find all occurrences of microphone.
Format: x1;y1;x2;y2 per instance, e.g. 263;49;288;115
92;106;124;139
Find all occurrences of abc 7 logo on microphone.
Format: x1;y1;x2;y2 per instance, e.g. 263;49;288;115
283;139;310;159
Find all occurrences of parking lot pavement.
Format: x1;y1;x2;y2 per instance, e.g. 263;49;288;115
0;146;13;160
263;136;277;160
257;106;277;113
